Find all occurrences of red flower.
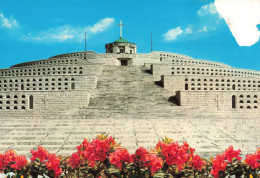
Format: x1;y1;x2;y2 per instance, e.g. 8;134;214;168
245;154;260;169
134;147;150;163
10;155;27;170
0;150;27;171
31;146;49;162
0;153;5;170
69;152;83;169
155;140;195;171
245;148;260;170
0;150;15;170
3;149;17;168
109;147;131;170
211;154;227;178
146;151;163;175
255;148;260;160
45;154;62;178
76;136;117;168
191;155;205;171
130;148;163;175
30;146;62;177
223;146;241;162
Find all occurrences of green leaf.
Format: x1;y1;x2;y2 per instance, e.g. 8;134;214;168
153;172;169;178
107;167;120;174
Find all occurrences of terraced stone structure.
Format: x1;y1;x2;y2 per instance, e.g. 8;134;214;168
0;35;259;159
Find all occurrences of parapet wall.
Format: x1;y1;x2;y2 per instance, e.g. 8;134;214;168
1;64;102;77
153;64;260;78
177;91;259;118
0;75;97;92
86;53;158;66
50;51;97;59
155;52;230;68
11;58;82;68
153;51;193;59
0;90;91;117
162;75;260;93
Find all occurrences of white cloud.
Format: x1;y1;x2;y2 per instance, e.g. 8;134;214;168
21;17;114;42
164;3;222;42
164;26;196;41
164;25;210;41
164;27;183;41
198;26;208;33
88;18;115;33
185;27;193;34
0;12;19;29
197;2;218;16
215;0;260;46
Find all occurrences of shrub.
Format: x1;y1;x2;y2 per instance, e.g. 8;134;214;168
0;134;259;178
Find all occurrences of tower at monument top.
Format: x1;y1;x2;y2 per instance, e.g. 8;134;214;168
105;20;137;54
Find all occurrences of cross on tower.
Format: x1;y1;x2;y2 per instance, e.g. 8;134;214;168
117;20;125;38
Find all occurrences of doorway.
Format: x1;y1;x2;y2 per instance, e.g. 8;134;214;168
29;95;33;109
120;60;128;66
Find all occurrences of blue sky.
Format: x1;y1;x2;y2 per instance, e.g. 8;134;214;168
0;0;259;71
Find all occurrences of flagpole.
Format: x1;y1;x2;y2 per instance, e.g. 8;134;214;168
151;32;153;52
85;32;87;51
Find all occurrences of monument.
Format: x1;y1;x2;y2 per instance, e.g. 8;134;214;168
0;21;259;158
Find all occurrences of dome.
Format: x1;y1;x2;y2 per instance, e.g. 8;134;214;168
114;37;130;43
106;36;137;54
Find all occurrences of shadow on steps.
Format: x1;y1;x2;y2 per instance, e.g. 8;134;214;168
168;95;180;106
142;69;152;75
154;81;163;87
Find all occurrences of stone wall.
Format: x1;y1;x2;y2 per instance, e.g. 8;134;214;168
178;91;260;117
1;64;102;77
0;90;91;117
152;51;193;59
0;75;97;92
132;56;159;65
162;75;260;93
87;53;156;66
153;64;260;78
11;58;81;68
154;52;230;67
88;57;118;65
50;51;97;60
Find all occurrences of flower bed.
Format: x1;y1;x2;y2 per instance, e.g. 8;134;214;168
0;134;259;177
